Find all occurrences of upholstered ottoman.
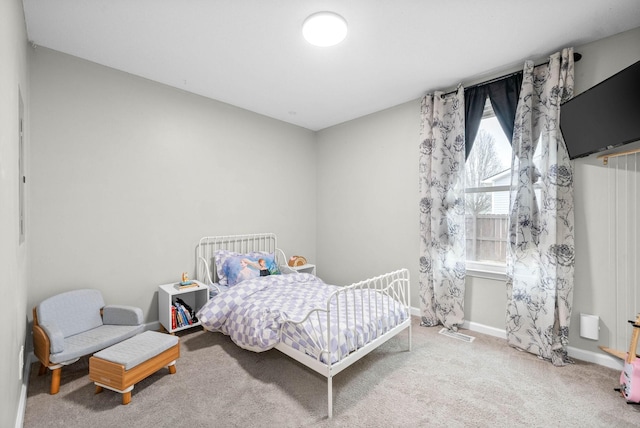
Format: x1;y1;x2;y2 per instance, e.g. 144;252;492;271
89;330;180;404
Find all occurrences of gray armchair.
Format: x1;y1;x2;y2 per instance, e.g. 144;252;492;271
32;289;144;394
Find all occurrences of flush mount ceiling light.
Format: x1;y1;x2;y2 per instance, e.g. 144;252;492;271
302;12;348;47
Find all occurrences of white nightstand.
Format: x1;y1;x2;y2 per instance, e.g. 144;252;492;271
291;263;316;275
158;280;209;333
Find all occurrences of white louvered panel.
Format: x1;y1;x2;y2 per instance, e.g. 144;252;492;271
608;154;640;351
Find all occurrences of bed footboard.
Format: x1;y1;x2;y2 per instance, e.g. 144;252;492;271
275;268;411;418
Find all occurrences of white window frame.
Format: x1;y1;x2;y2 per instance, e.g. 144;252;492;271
465;101;509;281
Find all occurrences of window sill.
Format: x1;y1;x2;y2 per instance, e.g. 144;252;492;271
466;264;507;282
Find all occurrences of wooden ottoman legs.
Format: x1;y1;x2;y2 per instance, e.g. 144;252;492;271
94;383;135;405
94;361;177;405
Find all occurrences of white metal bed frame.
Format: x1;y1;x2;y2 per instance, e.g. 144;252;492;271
196;233;412;418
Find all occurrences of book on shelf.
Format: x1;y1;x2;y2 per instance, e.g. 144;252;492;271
176;297;198;324
172;300;196;328
175;306;185;327
180;304;192;324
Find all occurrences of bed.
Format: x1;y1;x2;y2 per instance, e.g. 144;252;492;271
195;233;411;418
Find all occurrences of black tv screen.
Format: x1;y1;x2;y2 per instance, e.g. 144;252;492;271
560;59;640;160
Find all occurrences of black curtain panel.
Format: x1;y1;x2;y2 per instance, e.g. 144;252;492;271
487;73;523;145
463;72;523;159
463;85;488;159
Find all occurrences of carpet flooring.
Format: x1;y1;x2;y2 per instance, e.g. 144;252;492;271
23;317;640;427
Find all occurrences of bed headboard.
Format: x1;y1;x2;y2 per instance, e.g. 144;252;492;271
196;233;283;285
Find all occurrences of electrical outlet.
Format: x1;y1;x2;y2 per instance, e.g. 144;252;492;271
18;346;24;380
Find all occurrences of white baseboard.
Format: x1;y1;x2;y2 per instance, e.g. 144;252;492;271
566;345;623;370
462;320;507;340
16;352;34;428
411;306;623;371
146;320;161;332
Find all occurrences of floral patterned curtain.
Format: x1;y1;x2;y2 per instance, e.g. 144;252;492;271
506;49;575;366
419;86;466;330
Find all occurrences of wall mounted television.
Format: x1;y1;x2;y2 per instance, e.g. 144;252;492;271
560;59;640;160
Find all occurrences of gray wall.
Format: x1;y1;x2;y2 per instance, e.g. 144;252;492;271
28;48;317;322
316;101;420;286
1;1;30;427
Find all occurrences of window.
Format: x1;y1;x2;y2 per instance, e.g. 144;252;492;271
465;99;511;279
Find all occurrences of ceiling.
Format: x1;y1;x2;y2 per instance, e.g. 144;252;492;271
22;1;640;131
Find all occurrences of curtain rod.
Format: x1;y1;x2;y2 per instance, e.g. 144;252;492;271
440;52;582;97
